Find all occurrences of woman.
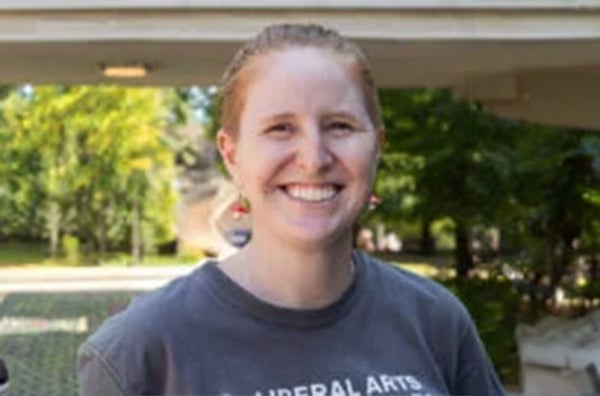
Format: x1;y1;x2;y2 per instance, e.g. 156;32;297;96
78;24;505;396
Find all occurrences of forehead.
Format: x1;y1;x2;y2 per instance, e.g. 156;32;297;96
240;47;366;119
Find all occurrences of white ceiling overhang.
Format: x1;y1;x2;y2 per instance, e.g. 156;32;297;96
1;0;599;129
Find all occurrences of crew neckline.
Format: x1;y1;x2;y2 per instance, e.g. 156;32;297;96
201;250;367;329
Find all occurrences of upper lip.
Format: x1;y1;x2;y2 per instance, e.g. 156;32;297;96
279;182;344;188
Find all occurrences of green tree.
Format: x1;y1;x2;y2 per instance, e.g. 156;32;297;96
377;89;516;276
509;126;600;304
0;86;176;262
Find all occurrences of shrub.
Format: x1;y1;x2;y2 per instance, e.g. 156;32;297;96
437;276;521;385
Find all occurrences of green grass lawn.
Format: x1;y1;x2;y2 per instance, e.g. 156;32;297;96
0;242;46;266
0;242;201;267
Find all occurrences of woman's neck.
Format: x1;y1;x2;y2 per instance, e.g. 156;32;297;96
218;232;355;310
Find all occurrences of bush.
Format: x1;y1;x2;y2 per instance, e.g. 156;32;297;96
437;276;521;386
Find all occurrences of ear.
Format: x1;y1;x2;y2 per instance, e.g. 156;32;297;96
216;128;241;185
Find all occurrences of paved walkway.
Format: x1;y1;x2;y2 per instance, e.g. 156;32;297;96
0;263;203;293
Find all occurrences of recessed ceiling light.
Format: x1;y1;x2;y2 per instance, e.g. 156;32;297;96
101;63;150;79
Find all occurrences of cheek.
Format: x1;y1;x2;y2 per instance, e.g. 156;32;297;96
337;138;379;179
236;140;287;192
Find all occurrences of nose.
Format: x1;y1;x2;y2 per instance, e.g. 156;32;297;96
297;129;333;173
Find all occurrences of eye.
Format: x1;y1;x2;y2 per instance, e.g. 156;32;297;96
265;123;294;136
326;120;355;135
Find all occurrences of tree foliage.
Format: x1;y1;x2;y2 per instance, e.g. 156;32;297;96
375;89;517;274
0;86;177;262
372;88;600;288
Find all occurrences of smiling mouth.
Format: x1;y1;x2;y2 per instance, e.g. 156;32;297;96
280;184;343;202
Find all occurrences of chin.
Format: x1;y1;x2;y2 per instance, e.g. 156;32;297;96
281;225;353;251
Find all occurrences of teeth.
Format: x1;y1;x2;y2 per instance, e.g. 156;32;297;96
286;185;337;202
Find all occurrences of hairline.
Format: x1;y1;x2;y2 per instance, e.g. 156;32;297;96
222;46;382;138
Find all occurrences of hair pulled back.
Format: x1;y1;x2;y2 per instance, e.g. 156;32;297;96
218;23;382;135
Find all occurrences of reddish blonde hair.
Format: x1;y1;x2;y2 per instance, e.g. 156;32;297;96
218;23;383;135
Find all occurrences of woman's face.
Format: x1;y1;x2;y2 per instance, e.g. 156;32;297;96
218;47;381;249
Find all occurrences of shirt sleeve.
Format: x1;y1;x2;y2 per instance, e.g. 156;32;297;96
453;319;507;396
77;342;126;396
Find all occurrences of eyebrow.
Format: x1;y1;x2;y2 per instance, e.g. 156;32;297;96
322;111;363;124
260;112;296;124
259;111;364;125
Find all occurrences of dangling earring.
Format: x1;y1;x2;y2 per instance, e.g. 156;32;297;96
368;193;382;211
230;193;250;220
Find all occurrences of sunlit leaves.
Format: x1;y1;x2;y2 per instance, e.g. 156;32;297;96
0;85;177;257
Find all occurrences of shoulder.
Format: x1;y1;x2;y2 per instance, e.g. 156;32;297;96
77;262;216;393
357;253;506;393
358;251;472;332
94;265;205;334
86;261;219;343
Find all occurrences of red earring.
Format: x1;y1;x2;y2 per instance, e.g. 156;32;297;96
230;194;250;220
368;193;382;211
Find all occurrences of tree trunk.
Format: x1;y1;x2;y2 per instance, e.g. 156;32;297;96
47;201;61;258
97;210;108;256
420;217;434;256
131;199;142;266
591;253;599;284
551;238;572;290
376;222;385;252
454;222;474;278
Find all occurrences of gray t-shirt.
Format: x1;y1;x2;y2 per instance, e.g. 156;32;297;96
77;251;505;396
